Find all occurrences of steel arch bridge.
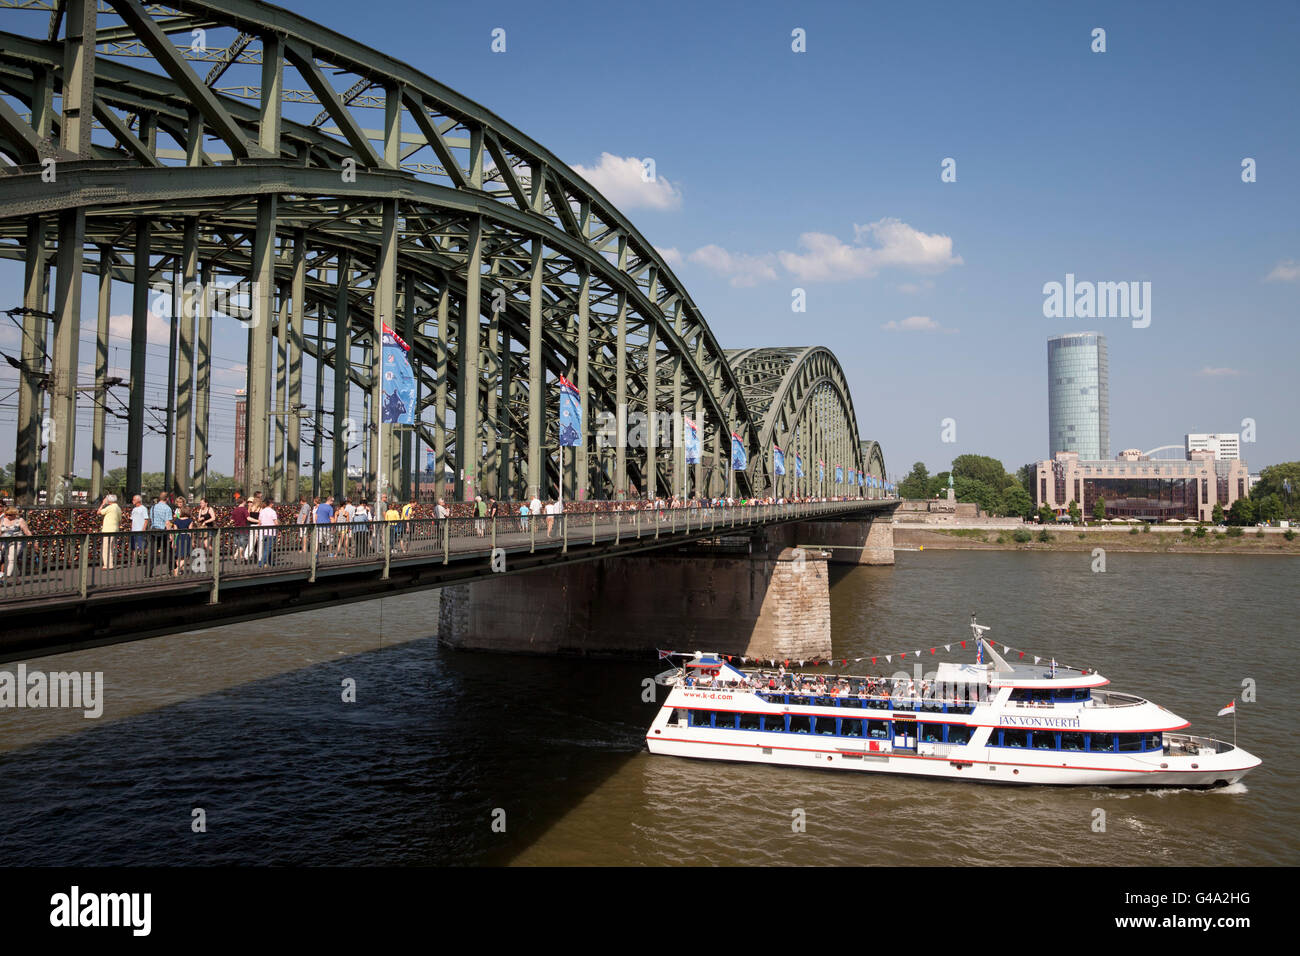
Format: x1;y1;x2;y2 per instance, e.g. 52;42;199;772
0;0;881;506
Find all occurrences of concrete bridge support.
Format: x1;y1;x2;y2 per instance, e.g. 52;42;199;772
437;527;833;661
797;506;898;566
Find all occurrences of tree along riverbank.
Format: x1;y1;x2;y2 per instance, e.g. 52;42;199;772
894;525;1300;555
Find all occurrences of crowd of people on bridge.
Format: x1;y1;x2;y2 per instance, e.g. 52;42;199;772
0;489;877;582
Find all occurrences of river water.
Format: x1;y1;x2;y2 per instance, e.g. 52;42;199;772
0;550;1295;866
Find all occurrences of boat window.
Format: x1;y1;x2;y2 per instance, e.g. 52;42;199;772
867;720;890;739
1145;732;1163;751
920;723;943;744
1089;733;1115;753
816;695;836;708
738;712;762;731
814;716;837;736
1002;729;1029;749
1032;731;1058;750
714;711;738;729
841;718;862;738
1118;733;1144;752
690;710;711;728
947;724;972;745
789;716;813;735
840;696;861;709
1060;733;1086;752
763;713;786;733
986;729;1002;747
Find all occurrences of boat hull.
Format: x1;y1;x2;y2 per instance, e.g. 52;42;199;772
645;731;1260;788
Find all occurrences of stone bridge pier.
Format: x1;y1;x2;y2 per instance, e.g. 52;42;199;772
437;507;897;660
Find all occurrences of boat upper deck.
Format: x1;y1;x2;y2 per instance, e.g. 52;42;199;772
670;660;1140;712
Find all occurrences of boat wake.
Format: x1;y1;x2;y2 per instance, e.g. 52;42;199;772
1108;781;1249;799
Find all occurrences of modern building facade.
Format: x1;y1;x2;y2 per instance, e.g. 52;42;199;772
1047;332;1109;460
1186;432;1241;461
1034;450;1250;522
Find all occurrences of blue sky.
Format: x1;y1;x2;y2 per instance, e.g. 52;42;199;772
1;0;1296;480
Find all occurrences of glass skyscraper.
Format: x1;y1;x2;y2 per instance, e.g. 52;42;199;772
1047;332;1109;460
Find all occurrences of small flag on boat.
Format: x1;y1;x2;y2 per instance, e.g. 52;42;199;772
1218;701;1236;717
658;648;672;660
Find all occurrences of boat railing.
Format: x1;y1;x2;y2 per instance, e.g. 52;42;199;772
1084;691;1147;708
680;686;979;715
1164;733;1235;756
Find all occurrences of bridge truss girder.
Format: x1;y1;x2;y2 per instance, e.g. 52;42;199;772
0;0;871;505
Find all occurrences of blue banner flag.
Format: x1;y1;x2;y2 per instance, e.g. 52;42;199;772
835;465;843;484
818;460;825;482
558;376;582;446
774;446;785;476
730;431;747;471
684;416;700;464
381;324;416;425
795;454;804;478
426;450;435;473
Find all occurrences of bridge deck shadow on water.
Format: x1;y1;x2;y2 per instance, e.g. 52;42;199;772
0;620;658;866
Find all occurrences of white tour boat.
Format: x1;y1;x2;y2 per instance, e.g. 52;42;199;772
645;617;1261;787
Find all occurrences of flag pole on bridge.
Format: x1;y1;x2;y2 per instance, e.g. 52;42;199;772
558;375;581;515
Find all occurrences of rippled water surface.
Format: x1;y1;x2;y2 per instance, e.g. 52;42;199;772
0;550;1295;865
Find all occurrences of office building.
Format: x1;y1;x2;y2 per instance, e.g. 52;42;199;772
1186;433;1241;461
1034;449;1249;522
1047;332;1109;460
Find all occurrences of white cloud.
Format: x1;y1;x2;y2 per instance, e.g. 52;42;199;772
656;246;683;266
212;362;247;384
882;315;956;334
779;218;963;281
108;311;172;346
1198;366;1240;377
570;153;682;210
688;244;778;287
1265;259;1299;282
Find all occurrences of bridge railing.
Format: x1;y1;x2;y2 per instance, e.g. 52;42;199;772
0;500;876;604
